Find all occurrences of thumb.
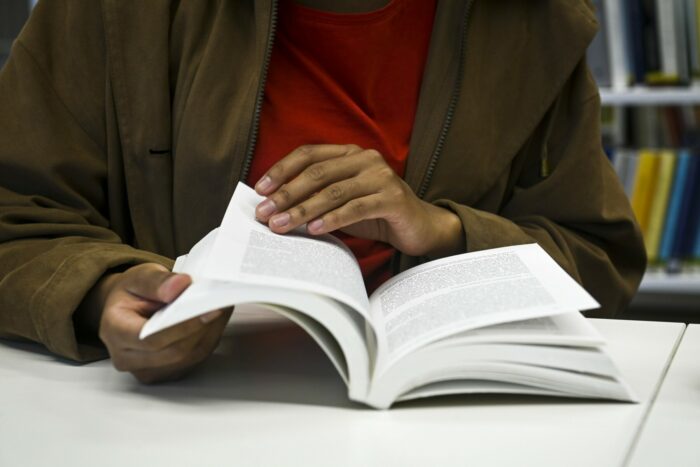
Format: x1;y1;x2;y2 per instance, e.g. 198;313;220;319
123;263;192;304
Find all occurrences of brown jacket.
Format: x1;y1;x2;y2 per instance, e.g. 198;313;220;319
0;0;646;362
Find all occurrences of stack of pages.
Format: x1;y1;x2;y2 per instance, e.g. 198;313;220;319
142;183;635;409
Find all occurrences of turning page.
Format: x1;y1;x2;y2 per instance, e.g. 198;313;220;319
368;243;599;371
141;183;372;338
201;183;370;316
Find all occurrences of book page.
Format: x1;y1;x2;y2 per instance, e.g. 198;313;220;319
200;183;370;317
444;313;605;348
369;244;599;370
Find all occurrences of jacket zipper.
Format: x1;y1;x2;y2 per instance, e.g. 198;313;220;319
240;0;279;183
416;0;475;200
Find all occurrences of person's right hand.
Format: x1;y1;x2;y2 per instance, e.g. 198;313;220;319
77;263;232;383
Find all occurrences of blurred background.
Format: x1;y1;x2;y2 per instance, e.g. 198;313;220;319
1;0;698;321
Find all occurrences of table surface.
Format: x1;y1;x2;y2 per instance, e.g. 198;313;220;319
628;324;700;467
0;314;686;467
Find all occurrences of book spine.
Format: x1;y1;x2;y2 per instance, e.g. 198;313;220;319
645;151;676;262
626;0;648;83
659;151;691;262
589;0;612;87
642;0;662;79
674;0;691;82
621;149;641;198
651;0;682;83
685;0;700;77
677;153;700;258
605;0;630;88
631;150;660;235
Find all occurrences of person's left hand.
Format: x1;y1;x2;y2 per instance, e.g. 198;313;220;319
254;144;464;258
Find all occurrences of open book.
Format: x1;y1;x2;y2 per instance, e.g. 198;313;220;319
141;183;636;409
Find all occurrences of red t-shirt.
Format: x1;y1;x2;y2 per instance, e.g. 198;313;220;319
248;0;436;292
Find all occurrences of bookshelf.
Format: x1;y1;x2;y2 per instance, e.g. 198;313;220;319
590;0;700;316
598;84;700;305
600;86;700;106
640;270;700;294
599;85;700;303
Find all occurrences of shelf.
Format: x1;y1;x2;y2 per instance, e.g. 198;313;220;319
638;271;700;295
599;86;700;106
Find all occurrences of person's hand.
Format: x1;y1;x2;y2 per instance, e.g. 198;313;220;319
77;263;232;383
254;144;465;258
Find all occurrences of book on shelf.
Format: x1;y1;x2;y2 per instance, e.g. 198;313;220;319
630;149;660;233
611;147;700;268
590;0;700;88
673;152;700;260
645;151;676;261
589;0;612;87
139;183;635;409
658;151;692;263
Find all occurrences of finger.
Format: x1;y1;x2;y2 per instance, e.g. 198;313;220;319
114;327;208;373
122;263;192;304
124;310;231;379
267;176;379;234
136;311;217;351
255;155;365;222
254;144;363;196
307;194;389;235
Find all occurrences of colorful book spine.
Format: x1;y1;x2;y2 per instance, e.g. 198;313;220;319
678;153;700;258
659;150;694;262
630;150;660;235
659;151;691;262
645;151;676;262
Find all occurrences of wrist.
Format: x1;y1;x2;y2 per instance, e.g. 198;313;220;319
423;205;465;259
73;272;122;340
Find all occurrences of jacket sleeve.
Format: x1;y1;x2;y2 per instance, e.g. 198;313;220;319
0;2;172;361
432;60;646;318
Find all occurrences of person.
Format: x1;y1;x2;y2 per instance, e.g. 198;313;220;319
0;0;646;383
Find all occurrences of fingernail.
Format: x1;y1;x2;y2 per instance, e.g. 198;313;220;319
256;175;273;194
200;309;222;324
307;219;324;233
256;198;277;218
270;213;290;228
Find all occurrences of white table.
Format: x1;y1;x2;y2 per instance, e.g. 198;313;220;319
0;316;685;467
628;324;700;467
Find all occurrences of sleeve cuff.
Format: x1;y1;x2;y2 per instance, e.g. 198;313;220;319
29;243;174;362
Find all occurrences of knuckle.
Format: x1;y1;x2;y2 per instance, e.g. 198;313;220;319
295;204;308;219
325;211;340;227
345;144;362;154
326;184;344;201
349;199;365;216
296;145;314;165
305;164;326;182
298;144;314;155
364;149;382;162
276;186;292;203
268;163;284;180
377;166;396;181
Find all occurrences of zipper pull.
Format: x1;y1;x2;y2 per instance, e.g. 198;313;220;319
540;146;550;178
